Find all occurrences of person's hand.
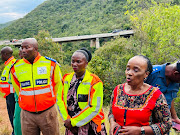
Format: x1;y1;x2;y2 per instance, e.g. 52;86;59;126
70;127;78;134
118;126;141;135
64;119;78;134
109;119;120;135
64;119;73;129
172;118;180;124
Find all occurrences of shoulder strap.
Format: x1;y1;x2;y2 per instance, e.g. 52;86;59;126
45;56;57;62
151;65;162;74
9;59;20;74
45;56;61;67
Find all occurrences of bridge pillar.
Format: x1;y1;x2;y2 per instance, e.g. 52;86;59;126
59;42;62;52
90;39;96;47
90;38;100;48
96;38;100;48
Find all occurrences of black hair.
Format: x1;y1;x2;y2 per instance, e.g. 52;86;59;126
75;48;92;62
136;55;153;74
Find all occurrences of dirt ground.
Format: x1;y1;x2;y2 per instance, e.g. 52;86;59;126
0;97;12;134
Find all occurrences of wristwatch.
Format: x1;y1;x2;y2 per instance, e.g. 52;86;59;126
141;127;145;135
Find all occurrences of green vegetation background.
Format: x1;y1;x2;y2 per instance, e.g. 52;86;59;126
0;0;180;117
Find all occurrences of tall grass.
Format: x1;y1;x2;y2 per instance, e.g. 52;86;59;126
0;126;11;135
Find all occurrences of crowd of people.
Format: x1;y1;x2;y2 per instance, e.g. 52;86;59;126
0;38;179;135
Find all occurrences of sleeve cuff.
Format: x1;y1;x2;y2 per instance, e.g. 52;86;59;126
70;118;76;127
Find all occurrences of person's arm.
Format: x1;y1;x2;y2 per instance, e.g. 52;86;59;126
171;100;180;124
150;93;172;134
108;85;121;135
53;64;63;95
70;80;104;127
10;66;20;95
56;74;71;121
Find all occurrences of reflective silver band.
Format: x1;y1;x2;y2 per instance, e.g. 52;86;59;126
82;82;91;85
64;81;68;84
75;97;101;127
10;84;14;93
20;88;51;96
15;63;25;67
0;84;9;88
39;61;50;63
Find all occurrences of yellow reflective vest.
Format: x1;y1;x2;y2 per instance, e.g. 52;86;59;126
10;53;63;112
0;56;16;98
57;70;105;132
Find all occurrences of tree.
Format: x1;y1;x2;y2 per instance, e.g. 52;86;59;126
34;30;63;64
88;37;137;105
129;2;180;64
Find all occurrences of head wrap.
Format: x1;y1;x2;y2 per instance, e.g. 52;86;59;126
75;48;92;62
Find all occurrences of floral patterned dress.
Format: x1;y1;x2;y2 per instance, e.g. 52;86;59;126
109;83;172;135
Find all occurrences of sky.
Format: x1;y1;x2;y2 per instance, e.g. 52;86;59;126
0;0;47;24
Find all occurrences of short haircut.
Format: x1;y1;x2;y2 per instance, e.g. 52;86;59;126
136;55;153;74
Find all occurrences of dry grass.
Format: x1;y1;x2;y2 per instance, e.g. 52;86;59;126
58;113;66;135
0;126;11;135
0;116;2;123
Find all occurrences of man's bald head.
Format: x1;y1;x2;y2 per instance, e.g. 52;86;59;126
1;46;13;61
22;38;38;50
21;38;39;64
1;46;13;54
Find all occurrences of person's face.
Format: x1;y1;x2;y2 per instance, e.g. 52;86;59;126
21;41;36;61
71;52;88;75
125;56;149;86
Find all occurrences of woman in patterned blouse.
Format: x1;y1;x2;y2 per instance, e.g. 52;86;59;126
109;55;172;135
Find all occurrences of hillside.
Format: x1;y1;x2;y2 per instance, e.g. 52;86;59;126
0;21;14;30
0;0;131;40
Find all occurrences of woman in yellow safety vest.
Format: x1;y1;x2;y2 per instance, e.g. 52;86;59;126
57;48;107;135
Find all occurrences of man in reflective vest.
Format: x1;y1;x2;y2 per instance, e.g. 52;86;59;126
10;38;63;135
0;46;16;135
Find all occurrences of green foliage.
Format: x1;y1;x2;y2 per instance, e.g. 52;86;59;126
129;2;180;64
34;30;63;64
125;1;180;114
34;30;73;75
0;21;14;30
0;0;131;40
88;37;138;105
62;41;96;65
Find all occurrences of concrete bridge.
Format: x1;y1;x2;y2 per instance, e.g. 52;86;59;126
0;30;134;48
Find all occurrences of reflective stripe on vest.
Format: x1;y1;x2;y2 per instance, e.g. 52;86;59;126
10;84;14;93
20;87;51;95
76;97;101;127
0;84;9;88
13;72;17;78
50;65;55;97
82;82;91;85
